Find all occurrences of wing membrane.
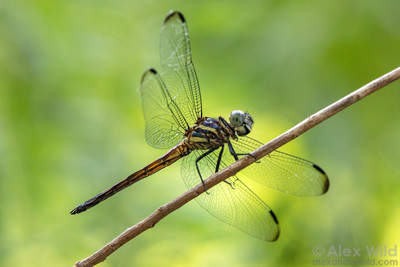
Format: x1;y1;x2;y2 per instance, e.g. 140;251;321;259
160;11;202;124
231;136;329;196
139;11;203;149
181;149;280;241
139;69;185;149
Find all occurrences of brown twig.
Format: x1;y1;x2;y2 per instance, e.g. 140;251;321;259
74;66;400;267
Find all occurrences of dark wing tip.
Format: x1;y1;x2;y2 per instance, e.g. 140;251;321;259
148;68;157;74
269;210;280;242
313;163;330;194
312;163;326;175
164;10;185;24
140;68;158;84
270;209;279;225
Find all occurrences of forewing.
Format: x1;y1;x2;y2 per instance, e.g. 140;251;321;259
181;148;280;241
231;136;329;196
139;69;185;149
160;11;202;123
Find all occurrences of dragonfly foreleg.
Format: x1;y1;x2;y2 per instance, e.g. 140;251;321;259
227;141;258;162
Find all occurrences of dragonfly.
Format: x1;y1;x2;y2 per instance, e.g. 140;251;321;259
70;11;329;241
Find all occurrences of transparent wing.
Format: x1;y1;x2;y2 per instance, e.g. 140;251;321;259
231;136;329;196
139;69;186;149
181;148;280;241
160;11;202;124
139;11;202;149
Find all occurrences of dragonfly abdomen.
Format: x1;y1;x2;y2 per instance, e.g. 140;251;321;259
70;143;190;214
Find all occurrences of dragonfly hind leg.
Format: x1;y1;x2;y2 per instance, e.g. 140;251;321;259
195;146;219;192
195;145;234;192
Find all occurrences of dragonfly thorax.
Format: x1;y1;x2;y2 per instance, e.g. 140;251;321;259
184;117;236;150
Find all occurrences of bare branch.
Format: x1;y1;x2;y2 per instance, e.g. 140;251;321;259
74;66;400;267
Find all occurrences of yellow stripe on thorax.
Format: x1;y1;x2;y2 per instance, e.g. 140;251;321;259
198;125;219;135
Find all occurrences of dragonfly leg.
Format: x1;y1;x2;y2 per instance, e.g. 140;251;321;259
195;146;220;193
214;144;224;172
227;141;239;160
223;179;235;189
214;145;234;189
227;141;258;162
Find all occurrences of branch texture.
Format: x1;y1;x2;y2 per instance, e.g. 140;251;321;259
74;66;400;267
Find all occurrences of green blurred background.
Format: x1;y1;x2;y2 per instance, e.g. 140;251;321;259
1;1;400;266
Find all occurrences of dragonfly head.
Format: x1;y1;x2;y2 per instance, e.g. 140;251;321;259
229;110;254;136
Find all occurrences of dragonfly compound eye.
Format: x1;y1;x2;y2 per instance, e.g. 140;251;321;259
229;110;245;127
237;112;254;136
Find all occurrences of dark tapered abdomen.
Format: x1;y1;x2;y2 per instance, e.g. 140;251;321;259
70;144;189;214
